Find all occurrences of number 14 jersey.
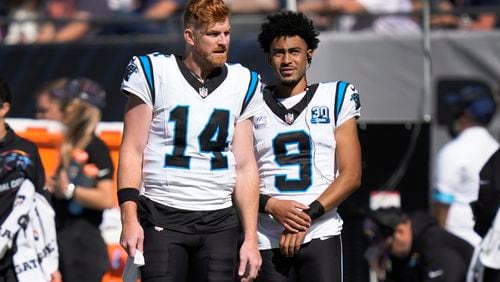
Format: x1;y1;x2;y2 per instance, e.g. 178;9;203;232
121;53;262;211
254;82;361;250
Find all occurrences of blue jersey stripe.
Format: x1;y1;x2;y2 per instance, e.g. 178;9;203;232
334;81;348;125
138;55;155;105
241;71;258;115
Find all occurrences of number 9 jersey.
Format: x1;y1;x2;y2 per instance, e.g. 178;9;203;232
121;53;262;211
254;81;361;250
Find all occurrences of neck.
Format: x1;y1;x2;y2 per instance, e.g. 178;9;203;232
275;78;308;98
182;52;216;81
0;122;7;141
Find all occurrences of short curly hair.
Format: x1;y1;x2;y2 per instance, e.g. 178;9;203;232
258;11;320;54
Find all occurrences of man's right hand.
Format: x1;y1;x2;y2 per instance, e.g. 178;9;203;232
119;202;144;257
266;198;311;233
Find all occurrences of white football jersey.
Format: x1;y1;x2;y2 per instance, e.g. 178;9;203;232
254;81;361;250
121;53;262;211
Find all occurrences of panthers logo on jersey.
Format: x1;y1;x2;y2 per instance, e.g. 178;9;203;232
124;60;138;82
350;93;361;111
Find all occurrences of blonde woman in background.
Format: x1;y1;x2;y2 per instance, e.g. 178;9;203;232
48;77;114;282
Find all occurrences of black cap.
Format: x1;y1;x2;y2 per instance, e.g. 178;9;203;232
53;77;106;109
364;207;405;241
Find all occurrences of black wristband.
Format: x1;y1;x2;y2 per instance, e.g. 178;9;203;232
117;188;139;206
304;200;325;221
259;194;271;213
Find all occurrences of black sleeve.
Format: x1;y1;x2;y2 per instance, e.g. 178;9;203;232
422;248;469;282
472;149;500;237
25;140;46;194
85;137;114;181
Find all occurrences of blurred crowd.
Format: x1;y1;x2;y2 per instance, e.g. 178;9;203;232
0;0;499;45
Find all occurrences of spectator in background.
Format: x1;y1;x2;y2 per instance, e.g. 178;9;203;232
107;0;185;34
47;77;114;282
430;0;500;30
432;83;498;247
298;0;421;32
469;148;500;282
224;0;280;13
0;78;60;282
3;0;42;45
365;207;473;282
37;0;111;43
34;77;69;121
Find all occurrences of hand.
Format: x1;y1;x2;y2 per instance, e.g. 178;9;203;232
53;170;70;199
238;239;262;282
44;175;56;193
120;215;144;258
266;198;311;233
279;229;307;258
50;270;62;282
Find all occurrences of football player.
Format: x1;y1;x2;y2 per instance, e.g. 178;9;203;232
255;11;362;282
117;0;262;281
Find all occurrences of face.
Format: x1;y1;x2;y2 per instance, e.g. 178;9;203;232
386;222;412;258
269;35;311;87
189;19;230;68
36;92;64;121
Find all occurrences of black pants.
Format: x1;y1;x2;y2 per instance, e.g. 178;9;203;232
257;235;343;282
141;225;239;282
0;250;17;282
57;219;109;282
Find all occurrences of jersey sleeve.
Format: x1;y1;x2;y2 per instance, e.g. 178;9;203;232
238;71;264;122
336;82;361;127
433;147;457;204
121;55;154;108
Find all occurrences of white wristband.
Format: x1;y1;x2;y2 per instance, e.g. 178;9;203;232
64;183;76;199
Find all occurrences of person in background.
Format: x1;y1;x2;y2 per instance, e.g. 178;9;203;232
47;77;114;282
37;0;111;43
0;78;60;282
34;77;69;121
365;207;473;282
469;147;500;282
432;83;498;247
107;0;186;34
224;0;280;13
255;11;362;281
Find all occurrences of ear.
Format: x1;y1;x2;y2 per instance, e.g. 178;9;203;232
184;28;195;46
0;102;10;117
307;50;313;64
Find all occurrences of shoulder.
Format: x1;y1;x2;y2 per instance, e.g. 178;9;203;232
86;136;110;153
9;132;39;156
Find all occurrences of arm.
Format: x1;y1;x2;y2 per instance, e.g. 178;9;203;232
144;0;180;21
56;172;115;210
432;202;449;228
51;12;92;43
316;117;361;212
232;119;262;281
118;95;152;257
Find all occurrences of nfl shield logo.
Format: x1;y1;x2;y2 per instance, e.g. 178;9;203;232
285;113;295;125
199;87;208;98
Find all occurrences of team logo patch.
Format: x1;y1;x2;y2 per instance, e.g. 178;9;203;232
311;106;330;124
350;93;361;110
285;113;295;125
254;114;267;129
0;150;32;174
124;61;138;82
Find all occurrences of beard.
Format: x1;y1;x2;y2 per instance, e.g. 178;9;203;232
209;52;227;67
195;44;228;68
